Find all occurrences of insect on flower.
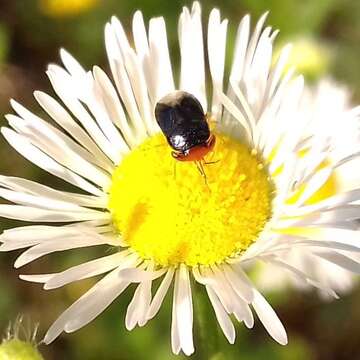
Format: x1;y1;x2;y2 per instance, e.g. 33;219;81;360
155;91;216;179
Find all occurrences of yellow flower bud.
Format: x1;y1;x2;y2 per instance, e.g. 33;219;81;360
0;339;43;360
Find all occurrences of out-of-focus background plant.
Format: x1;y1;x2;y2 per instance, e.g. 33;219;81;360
0;1;359;359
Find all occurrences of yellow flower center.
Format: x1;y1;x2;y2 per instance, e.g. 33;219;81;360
108;133;273;267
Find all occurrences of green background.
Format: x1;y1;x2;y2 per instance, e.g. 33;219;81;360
0;0;359;359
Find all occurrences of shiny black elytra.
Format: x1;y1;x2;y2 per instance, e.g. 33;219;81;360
154;91;215;162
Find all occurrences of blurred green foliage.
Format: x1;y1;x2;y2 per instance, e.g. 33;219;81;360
0;0;359;359
0;23;9;63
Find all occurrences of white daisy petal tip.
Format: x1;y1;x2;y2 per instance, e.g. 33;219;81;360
252;290;288;346
261;10;270;20
19;274;54;284
59;47;73;64
9;98;18;107
14;256;28;269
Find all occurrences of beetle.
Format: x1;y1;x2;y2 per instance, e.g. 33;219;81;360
154;91;216;179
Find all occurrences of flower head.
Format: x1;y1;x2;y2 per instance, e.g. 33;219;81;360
257;78;360;296
1;2;360;356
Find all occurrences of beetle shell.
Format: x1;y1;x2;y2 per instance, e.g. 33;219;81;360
155;91;211;155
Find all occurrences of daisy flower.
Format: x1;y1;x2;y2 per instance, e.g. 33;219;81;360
1;2;360;356
257;78;360;297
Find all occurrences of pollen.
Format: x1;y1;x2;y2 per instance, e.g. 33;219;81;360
108;133;273;267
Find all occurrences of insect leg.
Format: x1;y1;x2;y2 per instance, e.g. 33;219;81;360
195;161;205;177
196;160;210;189
203;159;220;165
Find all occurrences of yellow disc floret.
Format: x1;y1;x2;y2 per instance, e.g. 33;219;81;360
108;133;272;267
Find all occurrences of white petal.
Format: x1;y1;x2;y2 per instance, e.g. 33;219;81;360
112;59;147;141
125;283;144;330
243;305;255;329
245;27;273;117
92;66;136;148
283;189;360;217
252;289;288;345
118;267;167;283
125;263;153;330
147;268;175;320
268;76;305;173
223;264;254;303
174;265;194;356
148;16;175;102
267;44;292;100
0;188;89;212
65;280;130;333
34;91;113;172
46;67;119;163
122;48;156;134
44;251;131;289
218;92;253;143
104;21;147;141
263;255;339;298
60;48;86;78
208;8;228;120
132;11;149;60
14;231;114;268
8;101;112;186
171;277;180;355
0;205;108;224
132;11;161;107
272;155;298;214
314;250;360;274
334;151;360;170
212;266;251;324
70;72;129;158
0;224;110;250
206;285;235;344
20;274;54;283
64;280;129;334
137;277;153;327
275;206;360;228
229;80;258;142
243;12;269;76
280;227;360;247
293;147;330;187
179;3;207;111
259;68;295;155
1;127;103;196
293;167;333;206
230;14;250;83
0;175;106;208
271;239;360;254
208;267;234;314
43;268;128;343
